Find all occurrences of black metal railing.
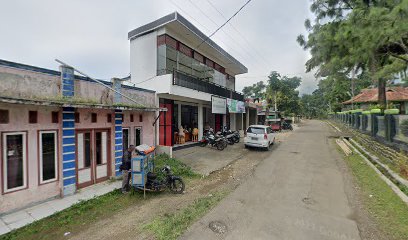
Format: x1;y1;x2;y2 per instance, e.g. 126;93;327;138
173;70;244;101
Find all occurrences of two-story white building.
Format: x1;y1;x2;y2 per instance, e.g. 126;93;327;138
128;12;248;147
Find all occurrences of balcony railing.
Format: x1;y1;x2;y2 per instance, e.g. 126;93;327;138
173;70;244;101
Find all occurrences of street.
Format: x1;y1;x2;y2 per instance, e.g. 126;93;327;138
181;120;361;240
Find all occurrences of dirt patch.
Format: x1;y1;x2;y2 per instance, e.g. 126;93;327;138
68;133;290;240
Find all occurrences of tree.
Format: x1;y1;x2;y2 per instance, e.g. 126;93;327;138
265;71;302;115
242;81;266;99
298;0;408;111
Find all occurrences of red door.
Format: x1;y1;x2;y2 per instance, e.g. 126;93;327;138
159;103;173;146
215;114;222;132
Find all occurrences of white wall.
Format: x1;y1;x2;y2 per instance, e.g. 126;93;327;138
131;74;172;94
130;31;157;85
171;85;213;102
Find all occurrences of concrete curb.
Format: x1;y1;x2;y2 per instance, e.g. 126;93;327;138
342;138;408;205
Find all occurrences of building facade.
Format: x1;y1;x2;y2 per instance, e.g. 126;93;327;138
342;87;408;114
128;12;249;147
0;59;158;213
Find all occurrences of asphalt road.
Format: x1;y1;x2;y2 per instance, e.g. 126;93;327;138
180;120;361;240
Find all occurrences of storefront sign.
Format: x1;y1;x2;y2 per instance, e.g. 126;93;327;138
212;96;226;114
227;99;246;113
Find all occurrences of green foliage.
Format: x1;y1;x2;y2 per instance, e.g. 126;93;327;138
265;71;302;115
242;81;266;99
400;119;408;136
1;189;145;240
298;0;408;108
143;191;228;240
341;151;408;240
154;154;200;179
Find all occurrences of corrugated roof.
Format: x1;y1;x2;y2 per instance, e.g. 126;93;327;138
342;87;408;104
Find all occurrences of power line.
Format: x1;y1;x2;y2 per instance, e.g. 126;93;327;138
186;0;268;73
205;0;272;67
169;0;249;70
196;0;253;49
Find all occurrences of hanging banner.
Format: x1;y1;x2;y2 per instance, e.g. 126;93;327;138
227;99;246;113
211;96;226;114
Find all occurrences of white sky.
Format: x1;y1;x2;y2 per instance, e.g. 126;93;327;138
0;0;317;94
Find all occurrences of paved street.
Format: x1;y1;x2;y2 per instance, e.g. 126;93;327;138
181;120;361;240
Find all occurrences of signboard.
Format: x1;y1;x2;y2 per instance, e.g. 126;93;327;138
227;99;246;113
212;96;226;114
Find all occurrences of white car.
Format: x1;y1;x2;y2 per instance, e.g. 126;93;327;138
244;125;276;150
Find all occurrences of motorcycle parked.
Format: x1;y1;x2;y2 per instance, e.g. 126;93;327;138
200;128;227;150
138;166;185;194
217;127;236;145
221;126;240;144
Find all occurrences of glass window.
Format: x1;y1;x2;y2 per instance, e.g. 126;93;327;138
157;45;167;75
84;133;91;168
95;132;102;165
247;127;265;134
122;128;129;150
40;131;58;183
135;127;142;146
3;132;26;191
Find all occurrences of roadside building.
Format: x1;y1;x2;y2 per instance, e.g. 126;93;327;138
0;59;159;213
342;87;408;114
128;12;250;148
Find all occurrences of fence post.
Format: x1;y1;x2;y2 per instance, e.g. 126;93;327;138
384;109;399;142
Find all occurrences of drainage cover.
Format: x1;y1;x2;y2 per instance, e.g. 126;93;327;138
209;221;228;234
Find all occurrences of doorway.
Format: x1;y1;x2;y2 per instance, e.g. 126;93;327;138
76;129;110;188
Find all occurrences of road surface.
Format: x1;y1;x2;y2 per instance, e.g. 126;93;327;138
181;120;361;240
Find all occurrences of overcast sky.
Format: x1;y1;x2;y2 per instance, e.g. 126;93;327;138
0;0;316;94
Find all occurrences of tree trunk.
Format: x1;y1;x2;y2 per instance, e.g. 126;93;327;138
378;77;386;110
371;54;387;111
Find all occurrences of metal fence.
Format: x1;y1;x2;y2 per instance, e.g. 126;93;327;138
173;70;244;101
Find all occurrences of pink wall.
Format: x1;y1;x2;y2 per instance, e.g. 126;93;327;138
0;66;60;99
122;111;156;147
0;103;61;213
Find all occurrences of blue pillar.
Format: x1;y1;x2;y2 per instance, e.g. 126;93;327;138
114;110;123;176
60;65;76;195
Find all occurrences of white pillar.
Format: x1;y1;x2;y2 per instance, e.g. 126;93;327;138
198;104;203;140
177;103;182;128
155;95;160;146
241;113;244;130
223;114;227;128
246;108;250;129
230;113;236;131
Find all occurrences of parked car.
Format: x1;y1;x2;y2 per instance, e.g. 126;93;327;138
244;125;276;150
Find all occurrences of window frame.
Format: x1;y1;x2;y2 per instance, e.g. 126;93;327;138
2;131;28;194
135;126;142;147
38;130;59;185
122;128;130;150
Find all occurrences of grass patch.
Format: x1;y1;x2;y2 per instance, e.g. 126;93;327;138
339;149;408;240
143;191;228;240
1;155;198;240
154;154;201;179
0;189;147;240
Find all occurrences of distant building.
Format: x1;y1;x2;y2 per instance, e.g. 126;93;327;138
342;87;408;114
128;12;250;147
